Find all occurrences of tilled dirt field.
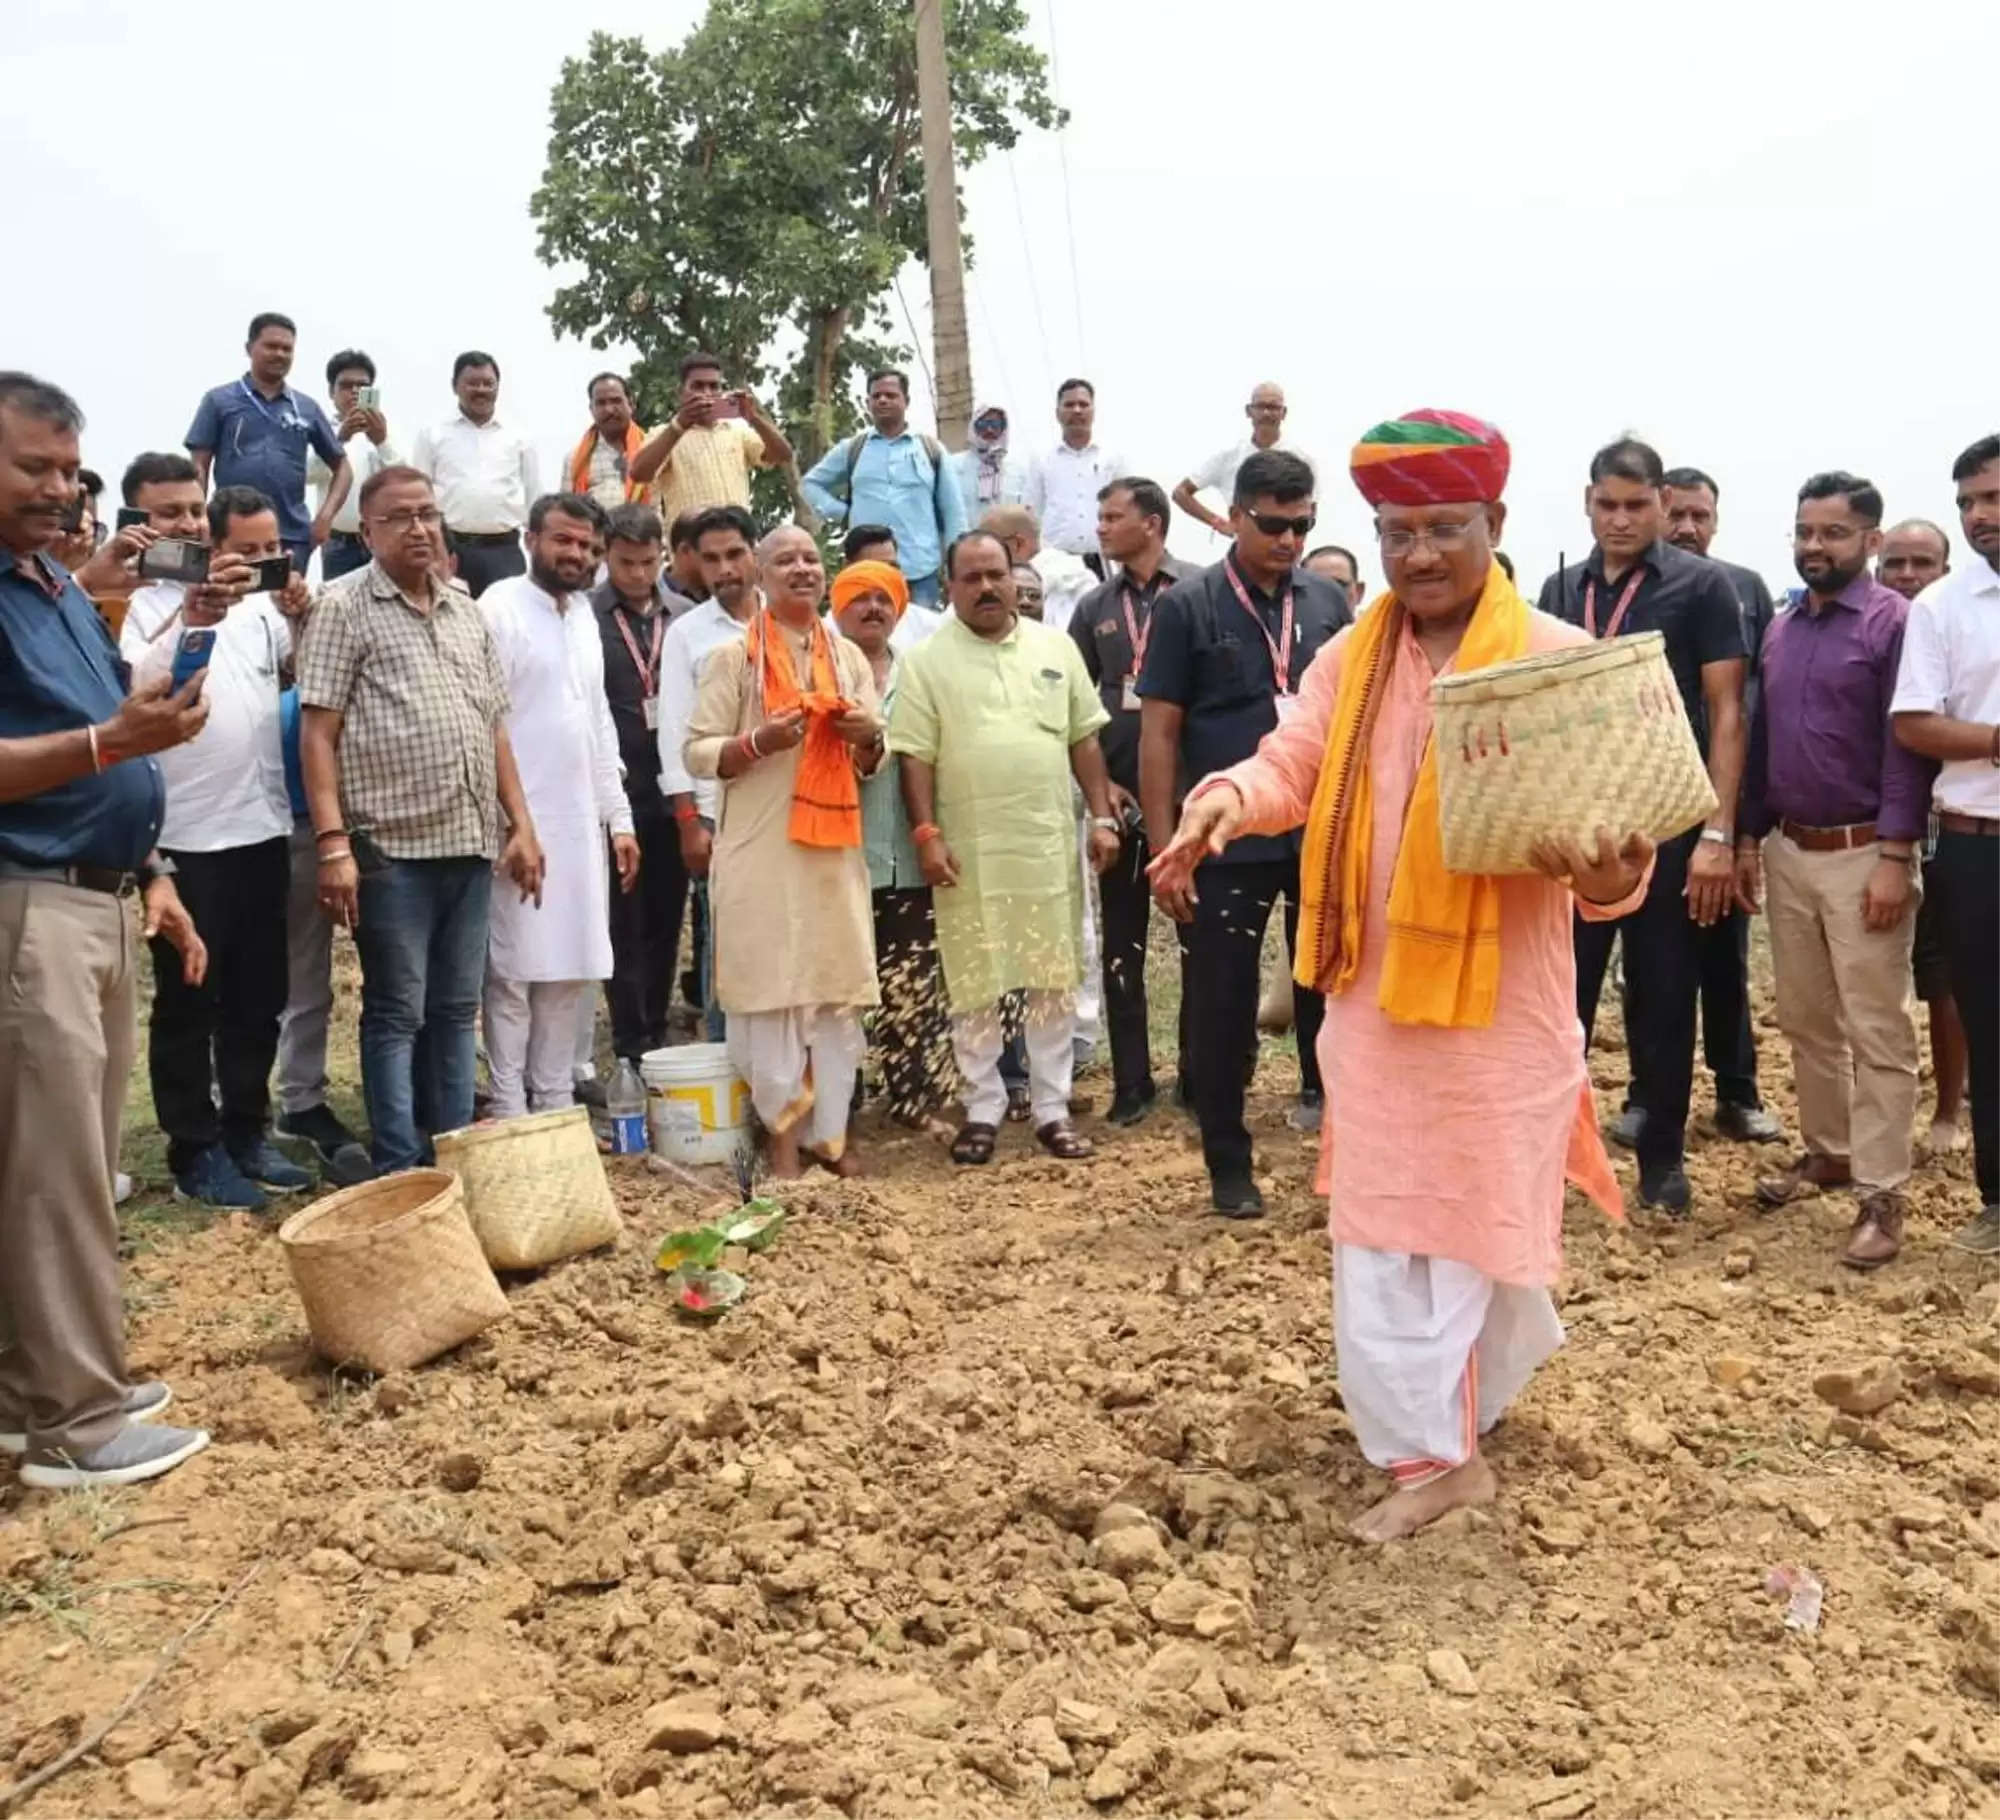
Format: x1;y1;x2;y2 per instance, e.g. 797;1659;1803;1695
5;1004;2000;1820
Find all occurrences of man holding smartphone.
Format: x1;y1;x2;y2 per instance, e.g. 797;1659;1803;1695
122;485;314;1212
630;351;792;528
310;350;398;583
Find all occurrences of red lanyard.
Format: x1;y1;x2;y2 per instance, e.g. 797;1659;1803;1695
1583;569;1645;640
1120;579;1157;677
1223;556;1296;694
613;605;665;697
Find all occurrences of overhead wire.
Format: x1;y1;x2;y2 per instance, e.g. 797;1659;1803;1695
1003;147;1058;407
891;268;937;407
1042;0;1088;368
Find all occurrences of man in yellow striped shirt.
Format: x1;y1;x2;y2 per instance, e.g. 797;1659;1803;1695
631;352;791;526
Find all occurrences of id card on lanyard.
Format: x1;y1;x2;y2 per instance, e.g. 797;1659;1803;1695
1223;556;1298;720
615;607;666;729
1119;580;1153;711
1583;568;1645;640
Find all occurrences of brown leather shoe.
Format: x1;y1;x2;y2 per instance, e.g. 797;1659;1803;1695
1843;1191;1904;1270
1757;1151;1853;1207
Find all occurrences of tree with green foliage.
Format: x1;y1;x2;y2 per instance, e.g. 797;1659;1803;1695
532;0;1063;518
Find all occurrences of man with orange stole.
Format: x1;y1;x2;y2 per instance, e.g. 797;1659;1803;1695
1152;411;1655;1540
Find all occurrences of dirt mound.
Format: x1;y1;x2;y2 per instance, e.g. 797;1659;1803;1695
6;1017;2000;1819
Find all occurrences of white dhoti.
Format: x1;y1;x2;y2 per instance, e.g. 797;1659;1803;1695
1073;825;1102;1053
954;989;1074;1127
484;976;593;1120
729;1005;864;1154
1333;1245;1564;1485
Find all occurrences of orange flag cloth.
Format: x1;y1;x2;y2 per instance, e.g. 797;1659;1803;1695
746;609;862;849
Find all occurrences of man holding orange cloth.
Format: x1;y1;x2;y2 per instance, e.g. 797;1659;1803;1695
1152;410;1655;1542
684;525;884;1177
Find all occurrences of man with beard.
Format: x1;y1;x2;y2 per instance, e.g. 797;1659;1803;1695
478;495;639;1119
890;532;1119;1166
1893;435;2000;1254
1737;473;1930;1268
1539;439;1748;1213
1592;466;1783;1152
1877;516;1965;1152
684;526;883;1177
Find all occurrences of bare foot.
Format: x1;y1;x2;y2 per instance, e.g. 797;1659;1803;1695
808;1145;864;1178
1928;1118;1968;1156
767;1130;804;1179
1349;1455;1497;1544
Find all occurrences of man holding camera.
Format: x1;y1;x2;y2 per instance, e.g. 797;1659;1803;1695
0;372;213;1489
630;352;792;528
121;485;314;1211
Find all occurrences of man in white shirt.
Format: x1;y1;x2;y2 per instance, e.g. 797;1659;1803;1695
1174;382;1318;540
409;351;540;598
480;495;638;1120
1024;379;1124;574
120;482;315;1211
655;503;761;1040
309;349;398;582
1892;432;2000;1253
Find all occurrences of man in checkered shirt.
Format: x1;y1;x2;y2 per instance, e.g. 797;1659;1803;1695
297;465;544;1172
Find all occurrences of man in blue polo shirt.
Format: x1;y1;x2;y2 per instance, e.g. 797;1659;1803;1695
0;371;215;1490
187;311;348;574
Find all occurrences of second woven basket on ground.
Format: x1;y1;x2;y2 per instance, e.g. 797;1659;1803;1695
1430;630;1717;877
433;1105;623;1270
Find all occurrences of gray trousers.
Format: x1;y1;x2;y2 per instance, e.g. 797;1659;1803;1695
276;813;335;1115
0;879;137;1455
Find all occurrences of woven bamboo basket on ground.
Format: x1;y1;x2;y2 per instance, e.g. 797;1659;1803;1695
277;1169;509;1373
432;1106;622;1270
1430;630;1717;876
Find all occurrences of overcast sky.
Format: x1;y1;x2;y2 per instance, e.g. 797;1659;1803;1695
11;0;1994;588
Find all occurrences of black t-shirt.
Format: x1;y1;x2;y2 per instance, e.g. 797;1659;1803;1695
1068;556;1196;794
1137;555;1351;866
591;582;696;810
1535;539;1746;752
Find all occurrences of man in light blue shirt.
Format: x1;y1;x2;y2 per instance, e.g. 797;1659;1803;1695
801;369;967;604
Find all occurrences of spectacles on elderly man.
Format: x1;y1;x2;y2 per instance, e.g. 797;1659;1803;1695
370;506;445;532
1377;518;1482;558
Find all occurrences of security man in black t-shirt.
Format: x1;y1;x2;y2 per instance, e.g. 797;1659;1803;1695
1137;450;1352;1217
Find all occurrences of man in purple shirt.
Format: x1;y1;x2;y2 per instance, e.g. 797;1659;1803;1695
1736;472;1932;1268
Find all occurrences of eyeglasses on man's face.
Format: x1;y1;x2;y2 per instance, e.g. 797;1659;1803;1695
1377;518;1482;558
370;506;444;533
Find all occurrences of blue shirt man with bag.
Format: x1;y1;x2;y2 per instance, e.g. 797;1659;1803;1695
801;369;967;610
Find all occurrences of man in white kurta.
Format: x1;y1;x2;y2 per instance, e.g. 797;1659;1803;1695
480;496;637;1119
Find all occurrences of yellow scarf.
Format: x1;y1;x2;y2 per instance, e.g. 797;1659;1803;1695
1294;560;1530;1027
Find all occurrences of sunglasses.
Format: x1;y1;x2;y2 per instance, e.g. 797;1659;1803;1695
1239;509;1316;538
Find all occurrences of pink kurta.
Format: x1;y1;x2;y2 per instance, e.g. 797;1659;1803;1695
1217;608;1644;1288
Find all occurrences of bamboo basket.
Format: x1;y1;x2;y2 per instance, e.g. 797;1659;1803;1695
433;1106;622;1270
1430;630;1716;876
278;1170;509;1373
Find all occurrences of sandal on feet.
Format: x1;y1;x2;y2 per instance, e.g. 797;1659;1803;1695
1004;1084;1032;1123
1034;1117;1094;1160
950;1122;999;1166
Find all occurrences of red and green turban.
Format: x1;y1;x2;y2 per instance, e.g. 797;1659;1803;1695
1350;409;1511;506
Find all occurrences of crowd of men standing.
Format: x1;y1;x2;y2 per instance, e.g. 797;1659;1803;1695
0;309;1993;1491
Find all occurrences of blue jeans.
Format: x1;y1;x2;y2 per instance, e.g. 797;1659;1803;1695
353;856;492;1170
906;570;941;606
320;531;370;581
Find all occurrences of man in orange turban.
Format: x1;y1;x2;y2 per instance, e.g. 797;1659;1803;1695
1151;409;1654;1543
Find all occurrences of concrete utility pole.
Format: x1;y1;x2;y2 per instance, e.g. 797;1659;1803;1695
913;0;972;451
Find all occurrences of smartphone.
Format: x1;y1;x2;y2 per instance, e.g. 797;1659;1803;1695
357;385;381;410
169;628;216;693
116;506;147;532
252;555;292;593
710;393;744;420
137;539;209;584
59;496;87;533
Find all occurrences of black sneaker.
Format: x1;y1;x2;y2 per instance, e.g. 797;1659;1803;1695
173;1144;267;1213
1211;1175;1266;1220
275;1106;376;1186
1713;1102;1784;1143
1639;1165;1691;1215
228;1136;314;1194
1107;1085;1156;1127
1286;1090;1325;1133
1606;1105;1646;1150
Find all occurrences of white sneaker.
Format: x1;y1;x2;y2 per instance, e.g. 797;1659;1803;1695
1;1380;173;1455
114;1172;134;1205
20;1421;209;1490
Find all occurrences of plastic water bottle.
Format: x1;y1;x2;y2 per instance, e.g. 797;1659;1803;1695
608;1059;648;1156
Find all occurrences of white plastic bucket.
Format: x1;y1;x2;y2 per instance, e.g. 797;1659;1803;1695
641;1044;752;1166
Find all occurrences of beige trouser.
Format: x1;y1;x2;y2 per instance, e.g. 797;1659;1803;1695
0;879;137;1455
1765;834;1920;1194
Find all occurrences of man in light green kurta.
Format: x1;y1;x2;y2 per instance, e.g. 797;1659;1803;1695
889;531;1122;1163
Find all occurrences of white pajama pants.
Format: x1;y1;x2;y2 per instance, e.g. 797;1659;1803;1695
1333;1245;1564;1486
729;1005;864;1154
1074;827;1102;1050
954;990;1074;1127
572;990;599;1081
484;977;593;1121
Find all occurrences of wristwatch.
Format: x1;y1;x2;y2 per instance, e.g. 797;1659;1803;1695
1090;816;1121;833
1697;828;1732;847
137;854;178;888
